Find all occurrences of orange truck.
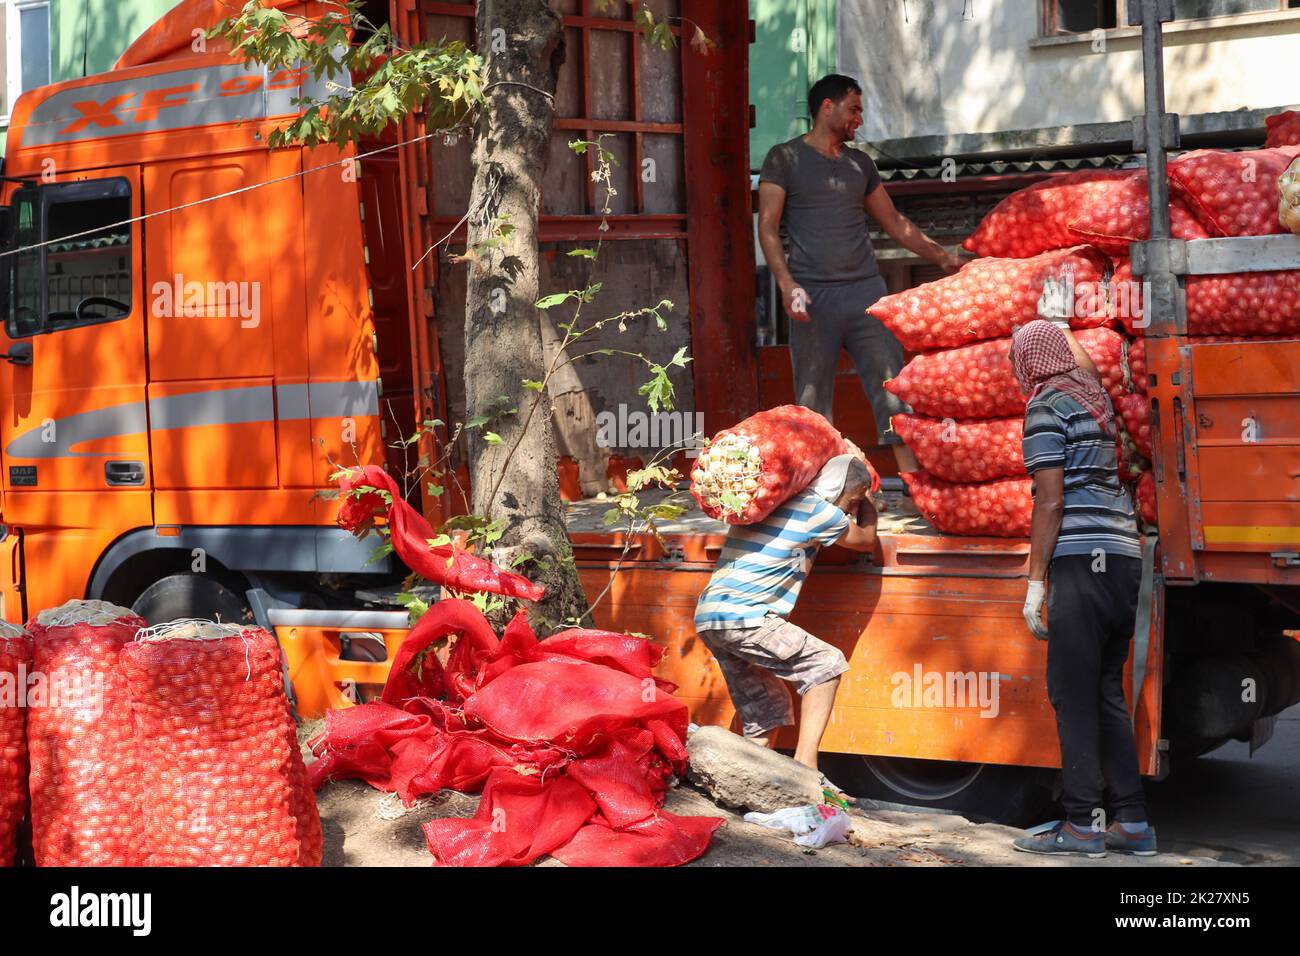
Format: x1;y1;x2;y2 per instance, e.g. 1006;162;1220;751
0;0;1296;822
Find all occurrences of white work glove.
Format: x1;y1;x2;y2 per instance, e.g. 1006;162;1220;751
1023;579;1048;641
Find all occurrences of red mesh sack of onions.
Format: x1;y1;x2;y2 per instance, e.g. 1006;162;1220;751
1168;146;1300;237
1116;392;1153;460
885;337;1025;420
884;327;1129;421
901;471;1033;537
1110;260;1300;337
1066;171;1210;253
869;246;1111;351
1128;335;1147;394
1267;111;1300;148
26;600;147;866
963;170;1133;258
1135;471;1157;527
690;405;862;524
1186;269;1300;336
121;621;322;867
0;622;31;867
892;415;1025;483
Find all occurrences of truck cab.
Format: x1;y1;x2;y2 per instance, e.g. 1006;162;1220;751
0;20;414;627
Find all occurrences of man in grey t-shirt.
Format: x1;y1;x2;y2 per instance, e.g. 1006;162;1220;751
757;74;962;473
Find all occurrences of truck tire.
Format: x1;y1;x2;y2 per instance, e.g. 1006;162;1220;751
131;573;254;627
822;754;1052;826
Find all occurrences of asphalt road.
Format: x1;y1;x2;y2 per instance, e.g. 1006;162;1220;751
1146;704;1300;866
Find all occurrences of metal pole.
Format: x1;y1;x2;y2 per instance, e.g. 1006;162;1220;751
1129;0;1185;338
1138;0;1171;242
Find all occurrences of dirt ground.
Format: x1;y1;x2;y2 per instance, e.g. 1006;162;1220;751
312;778;1236;868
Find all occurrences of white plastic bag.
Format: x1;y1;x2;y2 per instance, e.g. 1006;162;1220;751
743;804;852;848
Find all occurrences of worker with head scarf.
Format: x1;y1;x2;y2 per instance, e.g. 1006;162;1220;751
1009;312;1154;859
694;450;879;776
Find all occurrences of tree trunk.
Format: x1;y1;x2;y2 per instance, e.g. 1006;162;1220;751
462;0;588;632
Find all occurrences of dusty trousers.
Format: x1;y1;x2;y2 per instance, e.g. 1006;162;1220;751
1046;552;1148;828
788;275;909;443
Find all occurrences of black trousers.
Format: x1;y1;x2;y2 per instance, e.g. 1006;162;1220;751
1046;552;1148;828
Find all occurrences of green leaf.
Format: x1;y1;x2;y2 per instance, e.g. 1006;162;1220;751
536;292;572;309
466;414;490;428
426;482;445;498
523;379;544;392
720;492;747;515
567;248;597;259
484;431;503;445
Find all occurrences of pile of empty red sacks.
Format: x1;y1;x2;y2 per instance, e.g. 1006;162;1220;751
0;600;320;867
873;118;1300;537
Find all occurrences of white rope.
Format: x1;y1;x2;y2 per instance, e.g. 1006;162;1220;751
0;130;443;261
34;598;136;628
0;620;27;639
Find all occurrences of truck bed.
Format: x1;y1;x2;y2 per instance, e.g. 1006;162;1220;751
565;487;1030;578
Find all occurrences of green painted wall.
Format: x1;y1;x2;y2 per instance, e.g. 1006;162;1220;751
52;0;178;82
748;0;837;170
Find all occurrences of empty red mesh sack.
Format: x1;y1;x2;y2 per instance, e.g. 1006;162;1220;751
310;600;722;867
892;415;1025;483
870;247;1111;351
1116;392;1152;460
26;600;146;866
0;623;31;867
963;170;1133;258
885;327;1128;421
1266;110;1300;148
336;465;544;603
1066;172;1211;253
121;621;322;867
1135;471;1157;527
901;471;1033;537
690;405;855;524
1168;147;1300;237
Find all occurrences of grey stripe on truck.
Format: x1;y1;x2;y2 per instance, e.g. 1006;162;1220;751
4;380;379;460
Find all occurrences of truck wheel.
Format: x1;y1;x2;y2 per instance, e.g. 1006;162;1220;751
131;573;254;627
822;754;1051;826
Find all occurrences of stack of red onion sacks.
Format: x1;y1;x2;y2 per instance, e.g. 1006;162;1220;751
880;137;1300;535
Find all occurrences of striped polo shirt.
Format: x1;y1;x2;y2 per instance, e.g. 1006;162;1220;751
1022;387;1141;560
694;488;850;632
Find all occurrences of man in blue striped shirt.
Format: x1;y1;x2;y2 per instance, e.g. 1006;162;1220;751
694;454;878;772
1010;318;1154;859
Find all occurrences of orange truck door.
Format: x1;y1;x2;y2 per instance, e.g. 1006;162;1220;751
0;168;152;613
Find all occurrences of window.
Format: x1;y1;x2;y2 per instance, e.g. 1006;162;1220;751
4;0;51;123
1043;0;1298;34
4;179;133;339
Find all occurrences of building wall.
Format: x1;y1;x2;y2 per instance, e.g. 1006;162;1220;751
2;0;175;153
840;0;1300;144
748;0;836;169
52;0;176;80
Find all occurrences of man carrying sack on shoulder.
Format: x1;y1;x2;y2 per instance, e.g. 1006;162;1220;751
694;452;879;778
